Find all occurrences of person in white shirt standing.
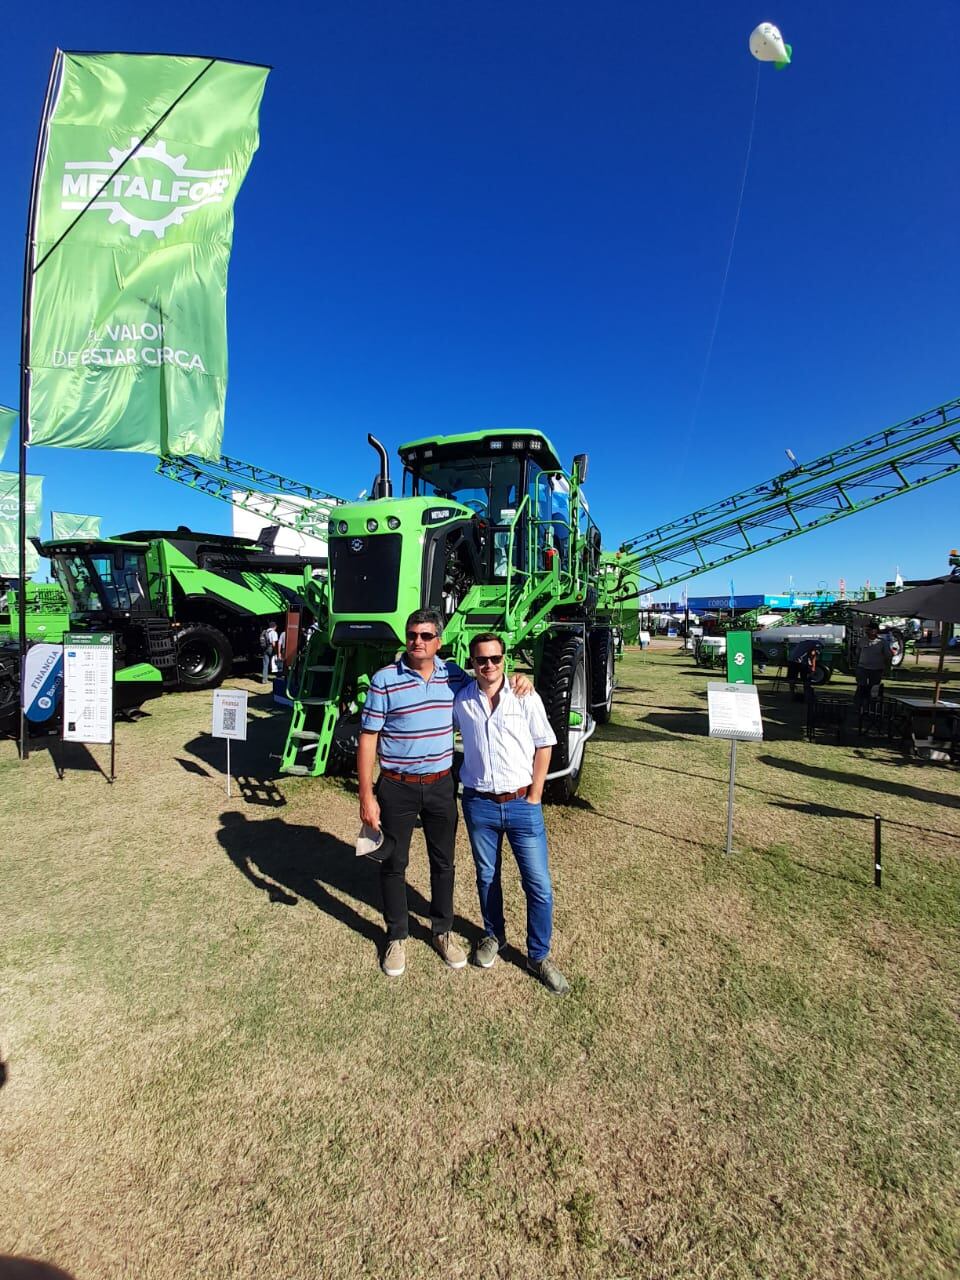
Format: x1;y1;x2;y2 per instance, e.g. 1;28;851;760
454;633;570;995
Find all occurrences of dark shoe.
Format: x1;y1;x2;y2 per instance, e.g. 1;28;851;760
432;932;467;970
528;956;570;995
473;936;502;969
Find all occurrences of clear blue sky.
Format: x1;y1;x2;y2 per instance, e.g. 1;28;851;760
1;1;958;594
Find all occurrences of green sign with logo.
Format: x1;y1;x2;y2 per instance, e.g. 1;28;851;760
27;52;268;459
725;630;753;685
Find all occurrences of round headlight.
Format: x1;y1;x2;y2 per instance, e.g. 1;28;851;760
337;520;348;534
387;516;401;530
366;518;379;533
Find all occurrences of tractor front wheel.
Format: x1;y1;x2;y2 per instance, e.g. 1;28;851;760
537;633;589;803
176;624;233;691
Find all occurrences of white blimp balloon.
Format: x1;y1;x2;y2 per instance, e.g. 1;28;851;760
749;22;792;67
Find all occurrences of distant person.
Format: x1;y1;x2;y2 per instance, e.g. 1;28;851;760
260;619;279;682
786;638;822;698
854;622;892;710
454;632;569;995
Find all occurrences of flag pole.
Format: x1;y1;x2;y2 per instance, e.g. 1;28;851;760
18;49;64;760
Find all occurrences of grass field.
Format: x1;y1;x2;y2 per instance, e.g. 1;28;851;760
2;646;959;1279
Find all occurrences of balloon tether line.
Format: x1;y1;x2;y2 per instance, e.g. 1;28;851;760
684;63;762;453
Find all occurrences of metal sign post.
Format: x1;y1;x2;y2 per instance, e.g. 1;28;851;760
212;688;248;796
708;681;764;854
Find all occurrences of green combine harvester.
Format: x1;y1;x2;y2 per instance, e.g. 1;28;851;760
0;581;71;643
39;527;326;690
281;430;637;800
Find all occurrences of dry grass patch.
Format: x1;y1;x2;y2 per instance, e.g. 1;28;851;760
1;655;959;1278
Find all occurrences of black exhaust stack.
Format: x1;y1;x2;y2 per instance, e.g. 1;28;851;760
368;434;393;499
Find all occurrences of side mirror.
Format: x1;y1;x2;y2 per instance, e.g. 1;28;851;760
573;453;589;484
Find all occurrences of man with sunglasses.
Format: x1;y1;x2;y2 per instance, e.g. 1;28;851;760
453;633;569;995
359;609;532;978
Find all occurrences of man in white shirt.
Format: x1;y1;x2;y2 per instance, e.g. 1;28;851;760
453;633;569;995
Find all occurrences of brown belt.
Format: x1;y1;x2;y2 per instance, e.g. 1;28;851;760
471;785;529;803
381;768;451;785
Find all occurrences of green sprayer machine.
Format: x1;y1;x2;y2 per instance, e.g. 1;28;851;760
280;430;638;800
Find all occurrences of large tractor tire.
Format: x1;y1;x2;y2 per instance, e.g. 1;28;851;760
0;644;19;736
888;628;906;668
589;627;616;724
537;632;590;803
176;624;233;691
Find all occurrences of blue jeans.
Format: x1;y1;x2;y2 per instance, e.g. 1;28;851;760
461;789;553;962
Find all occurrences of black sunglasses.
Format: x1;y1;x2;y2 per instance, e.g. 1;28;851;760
473;654;504;666
406;629;438;641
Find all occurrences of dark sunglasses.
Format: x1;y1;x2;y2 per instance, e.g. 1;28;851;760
406;629;438;641
473;654;504;666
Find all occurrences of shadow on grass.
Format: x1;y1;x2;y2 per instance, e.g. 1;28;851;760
758;754;960;812
184;709;290;806
216;811;483;955
590;751;960;842
641;709;803;743
39;737;112;781
566;795;713;849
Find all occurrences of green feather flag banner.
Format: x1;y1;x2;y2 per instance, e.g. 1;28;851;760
26;52;268;459
0;472;43;577
51;510;101;539
0;406;15;464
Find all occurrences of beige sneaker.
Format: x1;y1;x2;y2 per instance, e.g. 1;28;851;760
382;939;406;978
432;932;467;969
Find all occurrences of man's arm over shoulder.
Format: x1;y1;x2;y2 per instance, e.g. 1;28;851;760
445;658;472;693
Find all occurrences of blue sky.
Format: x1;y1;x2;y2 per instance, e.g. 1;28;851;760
1;1;958;595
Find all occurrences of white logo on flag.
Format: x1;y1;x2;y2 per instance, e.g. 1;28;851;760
60;137;233;239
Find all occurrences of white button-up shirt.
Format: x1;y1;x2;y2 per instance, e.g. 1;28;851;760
454;679;557;792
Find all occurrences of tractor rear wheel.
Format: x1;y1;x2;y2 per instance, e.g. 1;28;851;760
537;632;589;803
589;627;615;724
176;624;233;690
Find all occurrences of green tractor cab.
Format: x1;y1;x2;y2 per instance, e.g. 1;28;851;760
283;430;638;800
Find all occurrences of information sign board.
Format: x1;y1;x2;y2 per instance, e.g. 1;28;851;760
212;689;248;741
63;633;114;744
707;681;763;742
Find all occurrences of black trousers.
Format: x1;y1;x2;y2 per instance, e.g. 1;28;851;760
855;666;883;710
376;773;458;941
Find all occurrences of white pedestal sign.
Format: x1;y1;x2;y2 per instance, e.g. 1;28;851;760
707;681;764;854
707;682;764;741
212;689;248;796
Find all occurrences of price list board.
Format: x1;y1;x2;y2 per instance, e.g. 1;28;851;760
63;633;114;744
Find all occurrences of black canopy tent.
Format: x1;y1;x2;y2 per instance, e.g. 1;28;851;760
851;571;960;707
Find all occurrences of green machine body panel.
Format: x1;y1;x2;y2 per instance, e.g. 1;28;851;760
0;582;71;644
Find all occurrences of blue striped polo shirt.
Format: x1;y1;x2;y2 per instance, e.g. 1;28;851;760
360;656;469;774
